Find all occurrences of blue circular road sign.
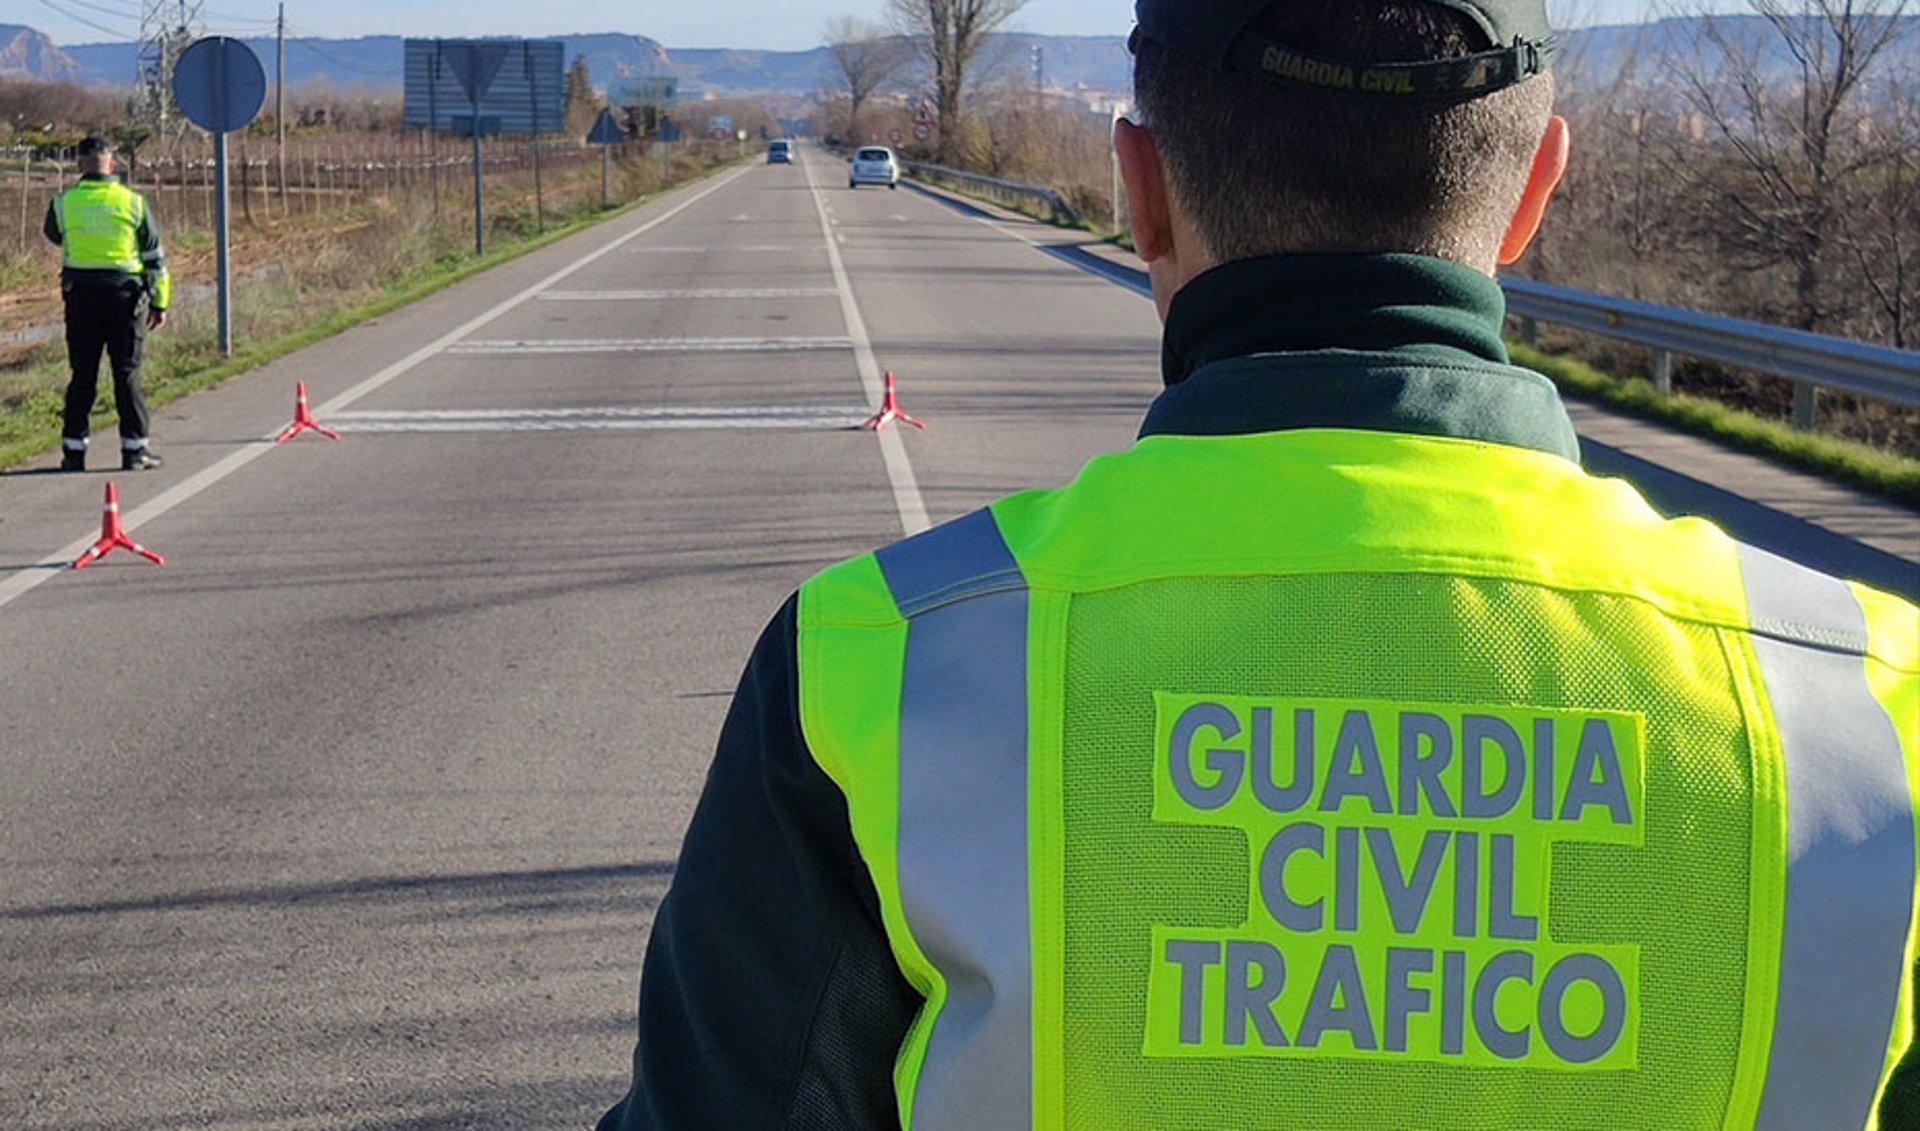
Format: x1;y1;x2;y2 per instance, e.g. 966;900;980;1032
174;36;267;134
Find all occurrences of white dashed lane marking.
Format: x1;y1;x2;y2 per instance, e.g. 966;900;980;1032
444;337;853;356
536;288;838;301
329;405;871;433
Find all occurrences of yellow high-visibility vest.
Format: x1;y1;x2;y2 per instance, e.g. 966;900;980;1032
800;427;1919;1130
51;178;172;309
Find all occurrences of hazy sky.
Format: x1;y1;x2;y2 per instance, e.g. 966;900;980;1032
25;0;1672;50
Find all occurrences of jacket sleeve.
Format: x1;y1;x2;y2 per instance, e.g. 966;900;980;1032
136;197;171;309
43;197;61;247
598;595;920;1131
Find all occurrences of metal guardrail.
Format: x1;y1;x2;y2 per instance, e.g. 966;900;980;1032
901;161;1081;226
1501;277;1920;429
885;158;1919;432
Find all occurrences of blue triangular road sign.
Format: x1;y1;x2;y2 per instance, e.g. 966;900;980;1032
587;108;626;146
443;42;510;104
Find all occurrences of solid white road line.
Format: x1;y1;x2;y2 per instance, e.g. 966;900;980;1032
537;288;838;301
0;164;757;613
445;337;853;355
802;152;930;537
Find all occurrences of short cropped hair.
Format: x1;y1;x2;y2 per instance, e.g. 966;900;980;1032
1133;0;1554;267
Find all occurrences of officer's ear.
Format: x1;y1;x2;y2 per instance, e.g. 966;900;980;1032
1114;117;1174;264
1498;114;1569;266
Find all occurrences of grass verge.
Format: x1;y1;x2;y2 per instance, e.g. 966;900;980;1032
0;158;740;472
1512;342;1920;508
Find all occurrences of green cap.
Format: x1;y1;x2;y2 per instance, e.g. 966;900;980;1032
1131;0;1554;101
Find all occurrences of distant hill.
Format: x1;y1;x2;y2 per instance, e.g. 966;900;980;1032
52;33;688;94
0;24;84;84
9;17;1916;98
0;25;1134;98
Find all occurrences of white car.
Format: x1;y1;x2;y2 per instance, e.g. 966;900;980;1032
849;146;901;189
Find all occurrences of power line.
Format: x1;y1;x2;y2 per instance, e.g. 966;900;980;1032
59;0;144;21
32;0;137;40
283;22;393;77
203;21;280;36
205;9;278;28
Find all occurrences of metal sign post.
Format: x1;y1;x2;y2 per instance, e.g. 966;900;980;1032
441;42;510;256
525;43;544;234
472;123;485;254
586;108;626;208
174;36;268;357
214;130;229;344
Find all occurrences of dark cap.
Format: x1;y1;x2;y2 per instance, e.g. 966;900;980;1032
1131;0;1554;101
75;135;112;157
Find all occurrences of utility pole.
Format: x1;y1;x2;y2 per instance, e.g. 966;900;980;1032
276;2;286;205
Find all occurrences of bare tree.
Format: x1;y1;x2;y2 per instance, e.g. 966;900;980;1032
1533;24;1709;300
825;17;910;145
1668;0;1912;334
1833;52;1919;346
888;0;1028;163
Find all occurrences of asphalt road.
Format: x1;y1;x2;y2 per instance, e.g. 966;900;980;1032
0;145;1913;1130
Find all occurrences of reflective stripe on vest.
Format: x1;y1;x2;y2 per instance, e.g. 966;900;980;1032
1739;544;1915;1131
876;508;1033;1131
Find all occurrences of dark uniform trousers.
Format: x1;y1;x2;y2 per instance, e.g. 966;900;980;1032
62;278;151;447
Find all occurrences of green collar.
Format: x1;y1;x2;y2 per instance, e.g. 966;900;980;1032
1142;254;1580;463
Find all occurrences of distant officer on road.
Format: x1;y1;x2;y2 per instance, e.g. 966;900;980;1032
45;135;170;472
597;0;1920;1126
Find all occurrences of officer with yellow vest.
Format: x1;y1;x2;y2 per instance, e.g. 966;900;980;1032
598;0;1920;1126
44;136;171;472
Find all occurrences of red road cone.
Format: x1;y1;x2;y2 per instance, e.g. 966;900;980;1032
275;382;341;444
863;371;926;432
71;482;164;571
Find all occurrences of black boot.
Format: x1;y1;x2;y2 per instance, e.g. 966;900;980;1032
122;448;163;471
60;448;85;472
